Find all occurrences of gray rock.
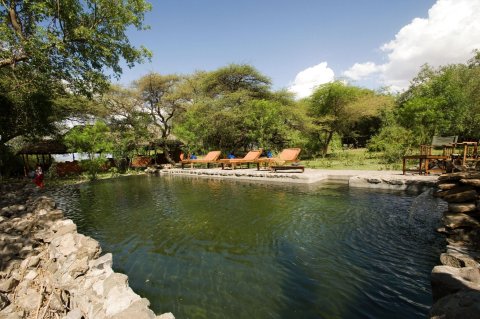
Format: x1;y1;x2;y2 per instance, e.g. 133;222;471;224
69;256;89;279
17;289;42;311
448;202;477;213
24;270;38;281
110;298;156;319
430;290;480;319
443;212;480;229
65;308;84;319
77;234;101;260
0;292;10;310
32;196;56;212
103;273;141;317
440;253;480;268
437;182;459;190
0;277;19;293
459;178;480;187
90;253;113;272
431;265;480;301
443;189;478;203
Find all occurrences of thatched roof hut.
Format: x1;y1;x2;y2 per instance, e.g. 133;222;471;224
17;140;69;155
17;139;69;176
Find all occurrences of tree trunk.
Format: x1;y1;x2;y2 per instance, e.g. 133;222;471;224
162;140;175;164
321;131;334;157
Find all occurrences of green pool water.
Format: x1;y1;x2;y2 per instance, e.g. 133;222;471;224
50;175;445;319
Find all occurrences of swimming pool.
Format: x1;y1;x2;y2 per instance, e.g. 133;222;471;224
50;175;445;318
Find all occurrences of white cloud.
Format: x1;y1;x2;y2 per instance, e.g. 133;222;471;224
344;0;480;90
343;62;380;81
288;62;335;98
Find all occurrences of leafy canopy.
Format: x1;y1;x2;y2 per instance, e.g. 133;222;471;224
0;0;152;95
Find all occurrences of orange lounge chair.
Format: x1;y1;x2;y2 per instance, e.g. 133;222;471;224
256;148;303;171
218;149;263;169
181;151;221;169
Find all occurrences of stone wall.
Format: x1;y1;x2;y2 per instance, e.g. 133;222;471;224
431;172;480;318
0;183;174;319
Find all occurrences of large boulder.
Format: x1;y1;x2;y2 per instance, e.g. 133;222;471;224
431;266;480;301
443;212;480;229
430;290;480;319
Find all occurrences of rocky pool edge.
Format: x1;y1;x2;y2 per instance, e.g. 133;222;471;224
0;182;174;319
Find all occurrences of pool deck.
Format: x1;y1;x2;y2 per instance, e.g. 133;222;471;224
159;167;439;191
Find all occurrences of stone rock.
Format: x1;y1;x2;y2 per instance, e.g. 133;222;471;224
42;209;64;221
110;298;157;319
157;313;175;319
65;308;84;319
103;273;141;317
459;178;480;187
440;253;480;268
367;178;382;184
27;255;40;268
17;289;42;311
90;253;113;272
32;196;56;212
69;256;89;279
448;202;477;213
0;293;10;311
430;290;480;319
438;172;469;182
50;233;78;258
53;222;77;237
431;265;480;301
443;212;480;229
0;277;19;293
443;189;477;203
437;182;459;190
24;270;38;281
77;234;101;260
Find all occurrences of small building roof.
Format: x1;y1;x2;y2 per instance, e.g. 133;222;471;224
17;140;69;155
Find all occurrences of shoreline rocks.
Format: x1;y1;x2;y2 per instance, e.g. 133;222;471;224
431;172;480;318
0;183;174;319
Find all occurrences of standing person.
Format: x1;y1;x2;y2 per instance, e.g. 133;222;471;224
33;165;44;188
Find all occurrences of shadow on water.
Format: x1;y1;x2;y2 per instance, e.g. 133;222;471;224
276;239;320;319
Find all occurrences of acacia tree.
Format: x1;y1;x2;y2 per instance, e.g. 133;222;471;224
173;65;308;154
136;73;184;163
0;0;151;144
307;81;391;156
101;85;152;171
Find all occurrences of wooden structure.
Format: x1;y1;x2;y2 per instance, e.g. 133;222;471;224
219;149;263;169
181;151;221;169
17;140;69;176
402;136;480;175
270;165;305;173
255;148;302;171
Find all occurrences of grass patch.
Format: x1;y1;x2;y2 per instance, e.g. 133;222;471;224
302;148;403;171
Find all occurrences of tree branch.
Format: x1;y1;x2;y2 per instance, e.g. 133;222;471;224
0;54;28;68
7;2;24;38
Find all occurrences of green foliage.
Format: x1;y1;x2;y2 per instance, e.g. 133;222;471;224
0;0;151;95
306;81;392;157
64;121;113;156
135;73;184;163
396;52;480;142
0;0;151;144
79;157;108;181
64;121;113;179
368;124;414;164
174;64;303;153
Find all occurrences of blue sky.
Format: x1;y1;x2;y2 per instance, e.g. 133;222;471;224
117;0;480;97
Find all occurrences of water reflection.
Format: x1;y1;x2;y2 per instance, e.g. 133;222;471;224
48;175;446;319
